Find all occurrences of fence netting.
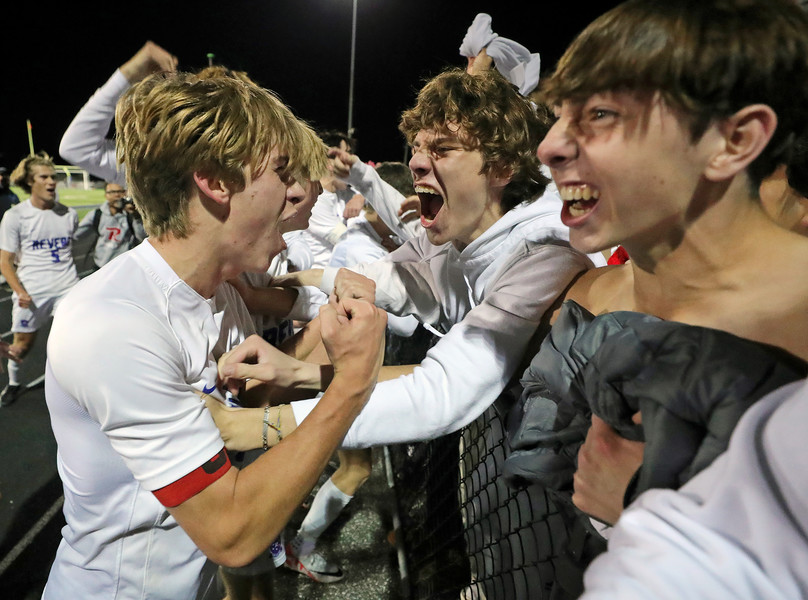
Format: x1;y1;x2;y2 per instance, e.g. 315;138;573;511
385;328;606;600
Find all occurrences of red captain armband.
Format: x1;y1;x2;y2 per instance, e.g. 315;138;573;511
152;448;231;508
607;245;630;265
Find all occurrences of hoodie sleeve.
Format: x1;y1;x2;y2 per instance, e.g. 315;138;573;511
294;242;593;446
319;233;446;326
344;161;420;242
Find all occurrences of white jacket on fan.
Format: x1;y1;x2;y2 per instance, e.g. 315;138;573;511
292;187;605;447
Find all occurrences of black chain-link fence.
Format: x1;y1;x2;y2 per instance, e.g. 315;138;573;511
389;405;557;598
385;361;605;600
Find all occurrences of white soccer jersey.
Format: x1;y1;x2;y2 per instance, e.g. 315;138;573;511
0;199;79;297
43;240;255;600
240;251;295;347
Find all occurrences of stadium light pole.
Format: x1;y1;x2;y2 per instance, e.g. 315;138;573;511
27;120;34;156
347;0;358;137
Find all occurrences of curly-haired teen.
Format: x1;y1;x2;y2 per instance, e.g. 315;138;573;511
210;66;605;455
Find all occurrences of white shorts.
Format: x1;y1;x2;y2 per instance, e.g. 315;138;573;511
12;293;67;333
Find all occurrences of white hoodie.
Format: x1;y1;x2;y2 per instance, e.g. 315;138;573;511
291;187;604;446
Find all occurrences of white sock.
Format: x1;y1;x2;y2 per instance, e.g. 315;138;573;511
292;478;352;556
7;359;20;386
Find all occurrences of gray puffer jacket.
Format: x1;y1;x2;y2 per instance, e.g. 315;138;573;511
504;300;808;504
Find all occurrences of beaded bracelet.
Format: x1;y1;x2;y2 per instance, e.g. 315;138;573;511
262;406;282;451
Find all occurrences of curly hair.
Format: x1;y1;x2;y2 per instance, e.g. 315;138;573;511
399;68;548;212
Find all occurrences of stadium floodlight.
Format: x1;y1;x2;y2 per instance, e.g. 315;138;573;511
347;0;358;137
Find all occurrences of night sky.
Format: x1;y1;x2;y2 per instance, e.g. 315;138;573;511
2;0;622;172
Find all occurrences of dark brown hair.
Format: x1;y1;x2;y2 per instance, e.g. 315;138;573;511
399;68;549;212
541;0;808;187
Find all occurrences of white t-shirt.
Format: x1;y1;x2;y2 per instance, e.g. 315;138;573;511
581;379;808;600
43;239;255;600
0;199;79;297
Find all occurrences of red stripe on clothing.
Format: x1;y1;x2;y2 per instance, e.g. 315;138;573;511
607;245;630;265
152;448;231;507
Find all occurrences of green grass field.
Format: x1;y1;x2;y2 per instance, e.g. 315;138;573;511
10;185;104;220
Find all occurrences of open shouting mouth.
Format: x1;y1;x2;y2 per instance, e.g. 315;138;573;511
559;184;600;223
416;185;444;227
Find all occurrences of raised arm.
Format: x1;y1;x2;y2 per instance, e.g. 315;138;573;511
331;148;420;242
169;298;387;567
59;41;177;183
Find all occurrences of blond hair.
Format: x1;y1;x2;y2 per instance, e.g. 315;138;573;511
10;151;55;193
115;71;327;239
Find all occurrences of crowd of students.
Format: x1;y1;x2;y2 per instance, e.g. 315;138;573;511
3;1;806;599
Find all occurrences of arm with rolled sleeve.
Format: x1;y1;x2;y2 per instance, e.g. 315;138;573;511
294;243;592;446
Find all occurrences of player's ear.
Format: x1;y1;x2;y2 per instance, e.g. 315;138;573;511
795;194;808;233
488;162;513;190
704;104;777;182
193;171;232;206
